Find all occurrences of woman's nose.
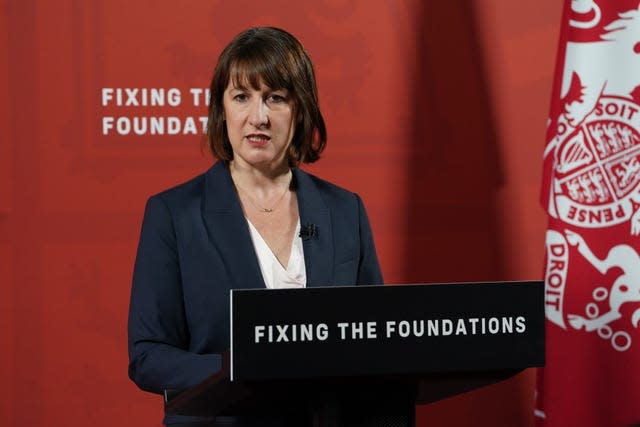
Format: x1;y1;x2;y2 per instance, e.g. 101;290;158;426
248;99;268;127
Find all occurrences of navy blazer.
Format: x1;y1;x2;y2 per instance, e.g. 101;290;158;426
128;161;383;397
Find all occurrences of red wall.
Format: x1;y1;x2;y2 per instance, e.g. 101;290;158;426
1;1;561;426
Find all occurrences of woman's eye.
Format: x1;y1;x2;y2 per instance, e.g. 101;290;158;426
233;94;248;102
268;94;286;103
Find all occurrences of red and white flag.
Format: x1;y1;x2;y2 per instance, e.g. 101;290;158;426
537;1;640;426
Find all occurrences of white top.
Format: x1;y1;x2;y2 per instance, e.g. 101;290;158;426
246;218;306;289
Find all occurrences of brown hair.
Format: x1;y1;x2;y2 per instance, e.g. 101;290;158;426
206;27;327;165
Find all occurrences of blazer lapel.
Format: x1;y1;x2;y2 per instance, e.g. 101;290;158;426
201;162;265;290
294;168;334;287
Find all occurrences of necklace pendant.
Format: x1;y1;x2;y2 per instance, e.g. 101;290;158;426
262;208;274;213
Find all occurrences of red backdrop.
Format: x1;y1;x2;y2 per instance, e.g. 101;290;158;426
1;1;561;426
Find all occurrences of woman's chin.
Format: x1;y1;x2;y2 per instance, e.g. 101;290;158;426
234;154;288;171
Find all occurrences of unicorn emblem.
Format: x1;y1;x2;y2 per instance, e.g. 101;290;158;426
564;230;640;351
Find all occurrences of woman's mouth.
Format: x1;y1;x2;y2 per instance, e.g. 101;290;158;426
246;134;270;147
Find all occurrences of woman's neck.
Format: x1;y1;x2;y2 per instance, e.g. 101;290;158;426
229;160;292;192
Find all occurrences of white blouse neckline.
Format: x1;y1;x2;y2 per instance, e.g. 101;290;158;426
246;218;307;289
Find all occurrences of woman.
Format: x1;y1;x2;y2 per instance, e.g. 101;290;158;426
128;27;383;426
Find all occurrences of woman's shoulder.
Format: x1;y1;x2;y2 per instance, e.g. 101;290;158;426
145;162;233;217
151;171;207;207
295;168;361;205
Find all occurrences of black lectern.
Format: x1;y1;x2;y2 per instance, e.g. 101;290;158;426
165;281;544;426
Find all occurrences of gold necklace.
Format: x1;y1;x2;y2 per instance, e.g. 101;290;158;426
235;177;292;213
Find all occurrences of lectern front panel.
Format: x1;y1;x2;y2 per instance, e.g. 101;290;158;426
230;281;544;381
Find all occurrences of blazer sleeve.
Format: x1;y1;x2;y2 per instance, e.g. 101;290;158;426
128;195;221;394
356;194;384;285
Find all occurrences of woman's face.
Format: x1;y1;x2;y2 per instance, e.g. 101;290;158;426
223;77;296;172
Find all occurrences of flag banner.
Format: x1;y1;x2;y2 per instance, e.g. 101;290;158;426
538;1;640;426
